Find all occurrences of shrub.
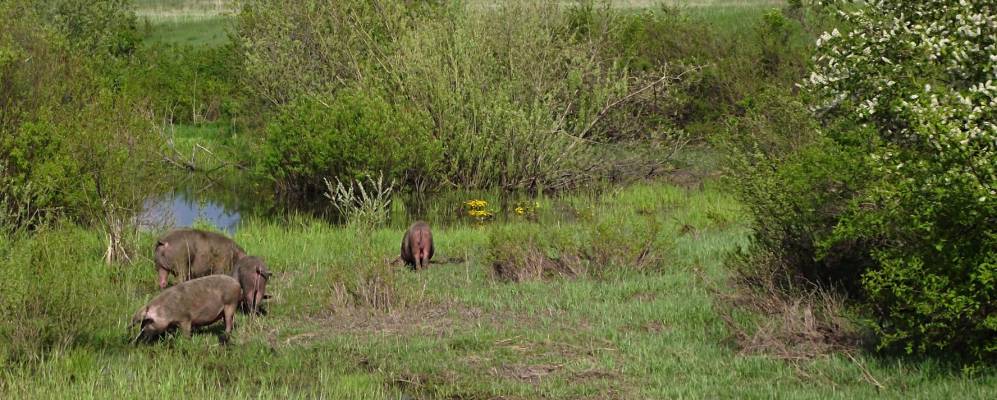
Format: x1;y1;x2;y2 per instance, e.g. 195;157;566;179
238;0;697;193
123;43;245;124
0;0;165;258
487;223;587;282
36;0;140;58
258;90;439;202
323;172;395;229
723;88;878;292
808;0;997;363
487;185;675;281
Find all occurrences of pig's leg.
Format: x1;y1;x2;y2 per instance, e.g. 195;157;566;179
221;303;236;344
179;320;192;338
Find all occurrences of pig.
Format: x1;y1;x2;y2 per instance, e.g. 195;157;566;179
154;228;246;289
231;256;271;315
401;221;434;270
129;275;241;343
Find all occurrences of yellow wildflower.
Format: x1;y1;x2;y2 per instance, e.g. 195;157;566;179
464;199;488;209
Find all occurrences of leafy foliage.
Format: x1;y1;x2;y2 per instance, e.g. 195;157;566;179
808;0;997;362
237;0;698;194
258;90;438;202
0;0;163;238
123;43;246;125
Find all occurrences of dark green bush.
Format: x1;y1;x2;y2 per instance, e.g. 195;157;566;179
0;0;164;234
728;0;996;363
258;90;440;202
238;1;712;193
123;43;245;124
37;0;140;58
720;85;879;330
808;0;996;363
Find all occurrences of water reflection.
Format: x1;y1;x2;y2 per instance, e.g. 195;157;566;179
138;179;588;234
139;189;242;234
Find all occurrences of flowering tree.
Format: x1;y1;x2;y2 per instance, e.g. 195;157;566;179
809;0;996;361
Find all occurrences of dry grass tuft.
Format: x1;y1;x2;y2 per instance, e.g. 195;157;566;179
491;245;586;282
716;251;864;361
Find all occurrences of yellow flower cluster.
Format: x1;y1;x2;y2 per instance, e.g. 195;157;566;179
465;199;493;221
464;199;488;209
468;209;493;218
513;201;541;218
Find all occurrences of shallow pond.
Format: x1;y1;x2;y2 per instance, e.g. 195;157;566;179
137;177;591;234
139;189;243;235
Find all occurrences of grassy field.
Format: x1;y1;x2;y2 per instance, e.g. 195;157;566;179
137;0;787;46
4;1;993;398
143;16;231;46
2;182;994;398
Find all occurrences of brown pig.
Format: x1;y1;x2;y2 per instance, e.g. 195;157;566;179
154;228;246;289
231;256;271;315
130;275;241;343
401;221;434;270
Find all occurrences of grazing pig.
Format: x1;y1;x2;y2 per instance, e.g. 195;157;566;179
154;228;246;289
231;256;271;315
129;275;241;343
401;221;434;270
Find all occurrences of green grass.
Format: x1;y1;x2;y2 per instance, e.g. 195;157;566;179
142;16;232;46
134;0;786;47
2;182;994;399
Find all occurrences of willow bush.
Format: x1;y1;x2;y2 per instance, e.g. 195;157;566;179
237;0;695;199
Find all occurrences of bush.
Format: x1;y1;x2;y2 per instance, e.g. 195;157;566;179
0;0;165;257
238;0;697;193
487;185;675;282
808;0;997;363
488;223;588;282
37;0;140;58
258;90;439;202
730;0;996;363
723;88;878;292
123;43;245;125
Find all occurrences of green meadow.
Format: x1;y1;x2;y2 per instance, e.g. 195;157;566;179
2;0;994;398
3;182;995;398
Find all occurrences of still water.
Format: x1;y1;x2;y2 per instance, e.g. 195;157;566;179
139;191;242;234
137;180;576;234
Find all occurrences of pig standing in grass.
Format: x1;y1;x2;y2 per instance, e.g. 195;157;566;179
130;275;241;343
401;221;434;270
154;228;246;289
231;256;271;315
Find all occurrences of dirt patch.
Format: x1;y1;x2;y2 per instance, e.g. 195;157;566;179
641;321;667;334
664;170;703;190
280;301;544;346
492;363;563;384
